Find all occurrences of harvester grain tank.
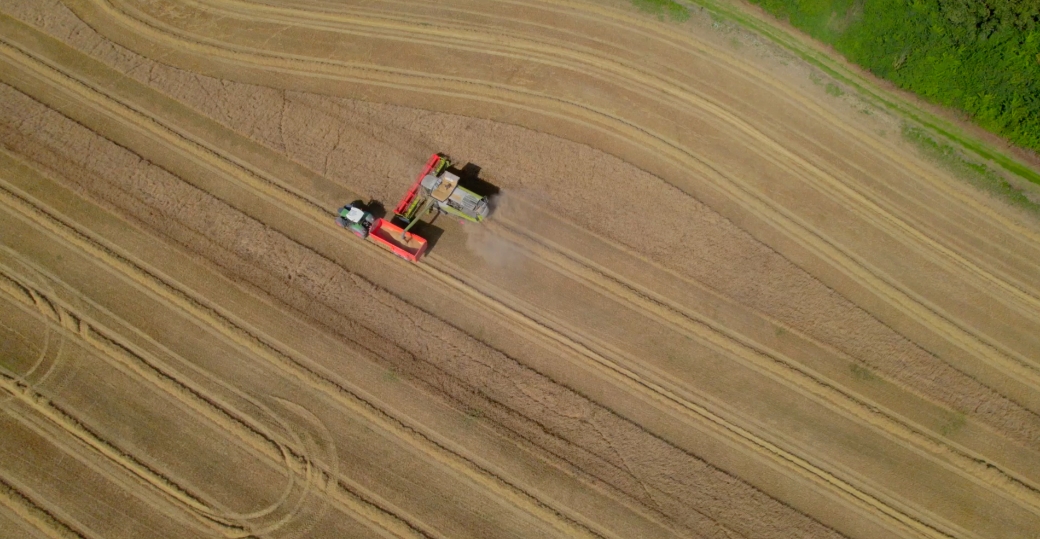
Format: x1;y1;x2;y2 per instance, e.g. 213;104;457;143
335;153;490;262
395;153;489;225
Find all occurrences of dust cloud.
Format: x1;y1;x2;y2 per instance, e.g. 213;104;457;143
463;193;526;268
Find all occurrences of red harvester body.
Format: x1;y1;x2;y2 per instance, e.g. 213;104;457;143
394;153;445;218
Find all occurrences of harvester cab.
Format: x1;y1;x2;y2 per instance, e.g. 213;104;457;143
418;169;489;222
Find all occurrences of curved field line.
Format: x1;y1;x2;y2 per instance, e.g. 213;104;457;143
0;29;599;536
0;475;89;539
265;397;339;539
4;397;349;538
0;307;226;538
0;254;297;495
0;290;340;538
0;20;1002;539
0;177;438;539
1;388;246;537
57;0;1040;410
0;259;67;402
2;15;1029;537
218;0;1040;297
0;275;313;536
0;49;922;539
477;214;1040;509
512;0;1040;243
2;257;345;537
0;374;246;534
0;263;319;532
0;167;601;539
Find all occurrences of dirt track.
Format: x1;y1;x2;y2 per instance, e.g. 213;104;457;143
1;1;1039;538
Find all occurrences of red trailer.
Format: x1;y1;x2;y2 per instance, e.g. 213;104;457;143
367;218;427;262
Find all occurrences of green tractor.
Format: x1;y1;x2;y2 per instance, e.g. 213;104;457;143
335;203;375;239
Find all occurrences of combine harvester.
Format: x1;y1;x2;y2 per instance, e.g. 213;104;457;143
335;153;490;262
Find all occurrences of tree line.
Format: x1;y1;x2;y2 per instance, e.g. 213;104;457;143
747;0;1040;151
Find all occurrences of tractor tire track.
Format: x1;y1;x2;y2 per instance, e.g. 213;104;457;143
2;4;1040;539
0;186;433;539
480;193;1040;460
0;250;76;407
0;26;865;539
475;211;1040;505
0;257;400;539
59;0;1040;419
0;376;249;538
0;475;89;539
0;13;1023;539
0;86;779;539
0;23;956;539
208;0;1040;302
0;148;604;538
113;0;1040;348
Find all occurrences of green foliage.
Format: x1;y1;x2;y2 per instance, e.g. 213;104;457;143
753;0;857;40
937;0;1040;34
632;0;691;22
825;82;845;95
903;125;1039;211
744;0;1040;153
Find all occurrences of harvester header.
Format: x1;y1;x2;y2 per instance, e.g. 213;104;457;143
395;153;449;218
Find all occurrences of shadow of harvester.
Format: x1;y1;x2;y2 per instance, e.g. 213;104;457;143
456;162;501;200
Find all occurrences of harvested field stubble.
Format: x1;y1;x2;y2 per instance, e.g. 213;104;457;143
1;1;1039;538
